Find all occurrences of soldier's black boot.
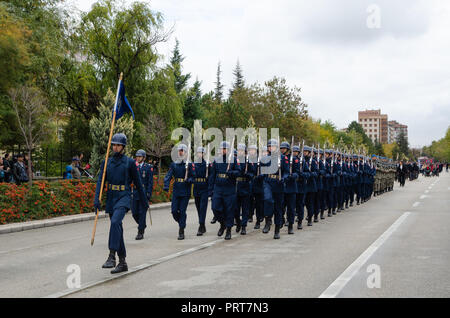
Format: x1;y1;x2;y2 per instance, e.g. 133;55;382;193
288;223;294;234
211;216;217;224
332;208;337;215
262;217;271;234
197;224;203;236
314;215;319;223
235;219;241;233
345;203;349;209
135;229;144;240
111;256;128;274
178;227;185;240
240;226;247;235
102;250;116;269
328;208;332;217
297;220;303;230
320;211;325;220
225;227;232;240
248;215;253;223
254;220;261;230
307;217;313;226
274;225;281;239
217;223;226;236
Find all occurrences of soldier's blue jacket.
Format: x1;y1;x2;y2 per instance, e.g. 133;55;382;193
333;160;342;188
296;156;309;194
250;157;263;194
324;158;333;191
208;155;241;196
192;160;211;196
164;161;194;197
133;161;154;201
304;156;318;193
283;154;299;194
237;157;257;196
317;158;326;191
94;153;148;214
261;152;290;194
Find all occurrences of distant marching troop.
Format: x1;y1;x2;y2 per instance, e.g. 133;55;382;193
94;133;399;274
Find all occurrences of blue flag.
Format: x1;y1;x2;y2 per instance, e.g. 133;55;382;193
113;81;135;120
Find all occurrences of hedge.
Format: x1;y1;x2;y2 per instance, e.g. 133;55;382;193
0;177;174;225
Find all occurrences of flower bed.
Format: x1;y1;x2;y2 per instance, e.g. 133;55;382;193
0;176;174;225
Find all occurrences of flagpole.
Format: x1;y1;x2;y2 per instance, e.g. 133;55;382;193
91;72;123;246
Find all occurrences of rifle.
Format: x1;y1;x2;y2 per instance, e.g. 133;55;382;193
300;140;305;166
278;136;281;179
331;144;335;174
309;144;313;172
227;136;235;172
205;143;210;178
184;144;190;181
290;136;294;175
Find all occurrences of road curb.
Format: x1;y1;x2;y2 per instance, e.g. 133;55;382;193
0;199;194;235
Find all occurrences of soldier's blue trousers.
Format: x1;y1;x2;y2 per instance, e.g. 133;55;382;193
212;192;236;228
171;195;190;229
263;183;284;226
236;194;251;227
194;192;208;225
131;199;147;231
296;193;306;220
305;191;317;220
108;207;127;257
327;188;334;211
284;193;296;224
252;193;264;222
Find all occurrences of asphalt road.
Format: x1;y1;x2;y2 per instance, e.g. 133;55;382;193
1;173;449;298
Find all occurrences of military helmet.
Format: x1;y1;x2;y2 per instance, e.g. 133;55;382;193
248;144;257;150
219;141;230;149
237;143;246;151
177;144;188;152
196;146;205;153
303;145;312;152
111;133;127;146
280;141;290;150
135;149;146;157
292;145;300;152
267;139;278;147
319;149;324;154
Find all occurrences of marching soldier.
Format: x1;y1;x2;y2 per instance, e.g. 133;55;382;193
131;149;154;240
261;139;289;238
294;145;309;229
251;145;266;230
280;141;298;234
163;144;194;240
235;143;256;235
324;149;334;217
192;147;210;236
313;147;325;221
208;141;241;240
94;133;149;274
304;146;318;226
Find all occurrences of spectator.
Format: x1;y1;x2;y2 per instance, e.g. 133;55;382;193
0;157;5;182
3;153;12;182
63;165;73;180
12;153;29;185
71;157;81;179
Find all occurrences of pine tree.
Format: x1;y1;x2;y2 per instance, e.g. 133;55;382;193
170;39;191;94
89;89;135;175
183;79;204;130
230;59;245;96
396;131;409;156
214;62;224;103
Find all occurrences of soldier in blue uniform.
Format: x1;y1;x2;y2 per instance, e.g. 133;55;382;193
295;146;310;228
249;145;264;230
208;141;241;240
261;139;290;238
341;154;350;210
163;144;194;240
313;148;325;222
131;149;154;240
324;149;334;217
235;143;256;235
303;146;318;226
94;133;148;274
280;142;298;234
192;147;210;236
355;155;363;205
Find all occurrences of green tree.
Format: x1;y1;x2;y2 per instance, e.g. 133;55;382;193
229;59;244;97
89;89;135;175
183;79;204;130
396;131;409;156
214;62;224;103
170;39;191;94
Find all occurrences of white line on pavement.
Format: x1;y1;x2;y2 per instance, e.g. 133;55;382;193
318;212;411;298
412;202;421;208
420;195;429;200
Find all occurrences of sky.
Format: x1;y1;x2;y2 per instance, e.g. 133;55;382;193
72;0;450;148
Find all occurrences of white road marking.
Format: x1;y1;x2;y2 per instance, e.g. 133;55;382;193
420;195;429;200
44;238;225;298
412;202;421;208
318;212;411;298
425;190;429;193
